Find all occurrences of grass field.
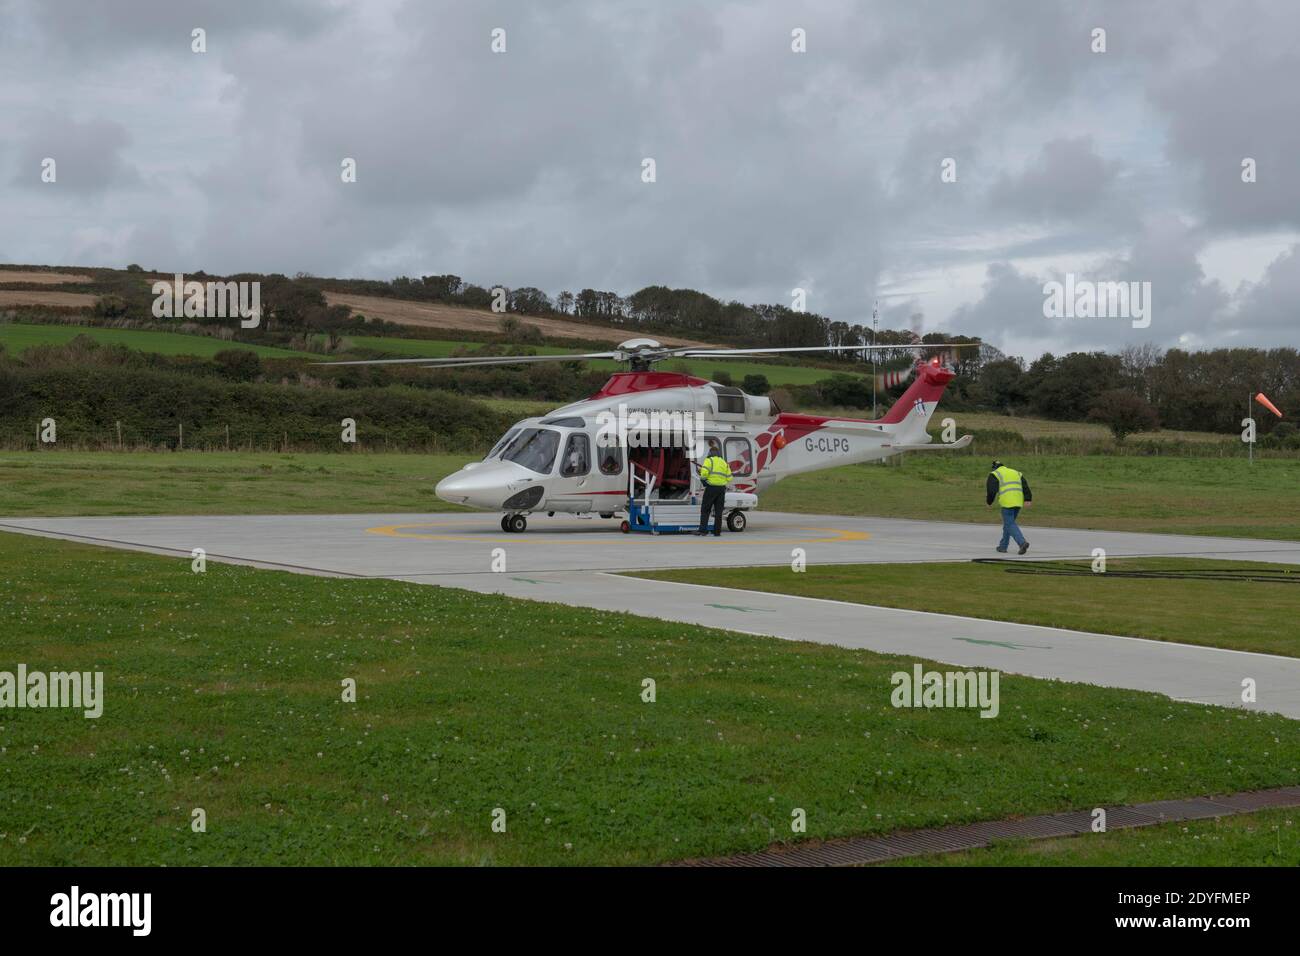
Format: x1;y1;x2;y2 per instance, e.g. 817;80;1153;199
3;451;1298;542
314;334;575;359
1;317;850;385
2;530;1297;866
632;558;1300;657
321;291;710;346
0;322;311;359
887;806;1299;866
0;451;468;516
762;455;1300;540
793;407;1232;446
945;411;1229;444
0;269;93;284
0;291;97;309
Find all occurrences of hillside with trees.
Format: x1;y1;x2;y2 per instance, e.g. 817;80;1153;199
1;264;1296;450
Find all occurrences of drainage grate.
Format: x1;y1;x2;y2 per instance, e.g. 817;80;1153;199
672;786;1300;867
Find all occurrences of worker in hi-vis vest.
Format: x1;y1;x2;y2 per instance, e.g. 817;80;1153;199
695;439;732;537
986;459;1033;554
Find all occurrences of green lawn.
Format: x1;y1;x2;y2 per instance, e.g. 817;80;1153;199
762;455;1300;540
2;320;850;385
888;806;1299;866
1;531;1297;866
0;322;311;359
3;452;1298;542
0;451;469;516
941;410;1228;444
794;407;1232;446
313;334;577;359
632;558;1300;657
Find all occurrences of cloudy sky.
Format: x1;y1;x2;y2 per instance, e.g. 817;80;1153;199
1;0;1297;359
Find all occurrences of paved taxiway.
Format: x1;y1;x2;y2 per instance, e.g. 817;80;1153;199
4;511;1298;718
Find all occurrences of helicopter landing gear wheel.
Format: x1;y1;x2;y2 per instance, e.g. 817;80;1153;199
620;519;630;533
507;513;528;533
726;510;747;533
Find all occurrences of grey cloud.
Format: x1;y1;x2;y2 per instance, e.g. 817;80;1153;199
0;0;1297;357
11;115;140;195
18;0;330;55
1149;2;1300;232
987;136;1120;221
1230;244;1300;342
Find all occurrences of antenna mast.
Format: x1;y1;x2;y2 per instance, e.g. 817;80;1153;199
871;299;879;418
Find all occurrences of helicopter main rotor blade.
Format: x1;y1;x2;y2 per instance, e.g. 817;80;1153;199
316;351;620;368
670;342;980;358
312;340;979;368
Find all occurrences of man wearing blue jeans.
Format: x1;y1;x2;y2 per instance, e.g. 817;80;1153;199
986;459;1032;554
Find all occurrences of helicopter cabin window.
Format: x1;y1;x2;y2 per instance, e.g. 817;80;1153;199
501;427;560;475
725;437;753;476
712;386;745;415
560;433;590;477
486;428;520;460
598;443;622;476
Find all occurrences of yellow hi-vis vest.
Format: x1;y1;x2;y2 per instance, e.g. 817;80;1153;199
992;465;1025;508
700;455;732;487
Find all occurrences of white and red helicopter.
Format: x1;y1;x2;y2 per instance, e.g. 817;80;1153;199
332;338;974;532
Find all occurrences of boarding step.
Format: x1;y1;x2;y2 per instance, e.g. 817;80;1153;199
648;504;700;521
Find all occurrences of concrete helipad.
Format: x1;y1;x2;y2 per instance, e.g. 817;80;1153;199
3;510;1299;718
5;510;1296;576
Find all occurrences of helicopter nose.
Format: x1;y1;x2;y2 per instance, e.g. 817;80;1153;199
434;469;483;505
435;462;536;509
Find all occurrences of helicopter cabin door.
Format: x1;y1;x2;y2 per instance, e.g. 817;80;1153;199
545;430;594;513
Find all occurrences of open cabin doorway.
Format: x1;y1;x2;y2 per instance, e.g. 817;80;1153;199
628;445;693;500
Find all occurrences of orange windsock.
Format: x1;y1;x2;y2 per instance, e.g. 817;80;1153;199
1256;392;1284;419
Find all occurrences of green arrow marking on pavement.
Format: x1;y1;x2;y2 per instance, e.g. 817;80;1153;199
954;637;1052;650
705;603;774;612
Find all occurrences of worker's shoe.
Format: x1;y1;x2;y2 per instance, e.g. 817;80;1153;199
692;530;707;536
995;547;1008;553
1018;541;1030;555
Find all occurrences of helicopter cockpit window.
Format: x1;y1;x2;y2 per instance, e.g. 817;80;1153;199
560;433;591;477
486;428;521;460
501;428;560;474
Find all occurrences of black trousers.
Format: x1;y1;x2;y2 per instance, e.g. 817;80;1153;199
699;485;726;535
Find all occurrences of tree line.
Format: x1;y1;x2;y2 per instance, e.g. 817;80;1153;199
963;345;1297;440
4;266;1295;442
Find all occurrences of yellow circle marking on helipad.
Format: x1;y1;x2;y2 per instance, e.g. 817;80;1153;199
366;521;869;546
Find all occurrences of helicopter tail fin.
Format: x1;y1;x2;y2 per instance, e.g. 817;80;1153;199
875;361;955;437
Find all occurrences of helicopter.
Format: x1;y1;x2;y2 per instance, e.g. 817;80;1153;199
327;337;975;532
